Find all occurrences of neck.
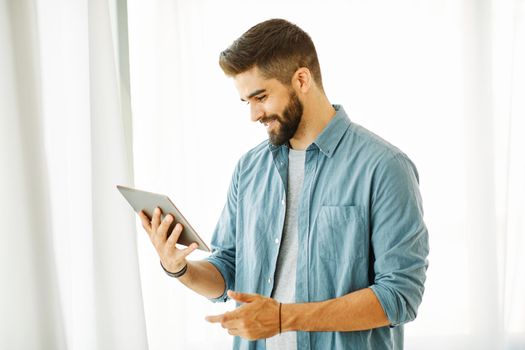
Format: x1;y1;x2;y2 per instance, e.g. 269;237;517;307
289;91;336;150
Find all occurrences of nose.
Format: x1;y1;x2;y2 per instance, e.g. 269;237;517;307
250;103;264;122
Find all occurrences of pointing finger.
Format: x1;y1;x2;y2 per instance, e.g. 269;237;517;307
227;290;259;303
205;314;224;323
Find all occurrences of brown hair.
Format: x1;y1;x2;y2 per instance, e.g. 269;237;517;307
219;19;323;89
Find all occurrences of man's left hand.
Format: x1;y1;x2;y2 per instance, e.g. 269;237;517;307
205;290;280;340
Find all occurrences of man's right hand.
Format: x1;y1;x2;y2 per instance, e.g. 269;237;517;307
138;207;198;274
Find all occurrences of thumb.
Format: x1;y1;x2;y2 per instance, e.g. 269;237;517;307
227;290;259;303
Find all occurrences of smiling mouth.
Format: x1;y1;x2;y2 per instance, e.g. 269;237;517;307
261;118;277;130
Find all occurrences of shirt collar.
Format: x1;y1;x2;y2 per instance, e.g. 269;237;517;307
312;104;350;158
268;104;351;158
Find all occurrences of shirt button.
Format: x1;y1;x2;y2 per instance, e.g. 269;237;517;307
281;199;285;206
274;238;280;244
267;278;272;284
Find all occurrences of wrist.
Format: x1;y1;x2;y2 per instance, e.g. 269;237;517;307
278;302;282;334
281;302;307;333
160;260;188;278
281;303;294;333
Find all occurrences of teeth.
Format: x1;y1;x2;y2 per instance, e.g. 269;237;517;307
262;119;275;129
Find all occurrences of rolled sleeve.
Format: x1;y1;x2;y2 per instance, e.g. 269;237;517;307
369;152;429;326
204;159;241;303
206;250;235;303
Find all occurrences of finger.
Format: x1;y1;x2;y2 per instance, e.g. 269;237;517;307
221;318;240;330
205;314;224;323
157;214;173;241
138;211;152;233
227;328;240;336
227;290;259;303
151;207;161;232
166;223;184;247
179;242;199;259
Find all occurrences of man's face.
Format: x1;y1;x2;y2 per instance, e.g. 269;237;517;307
234;67;304;146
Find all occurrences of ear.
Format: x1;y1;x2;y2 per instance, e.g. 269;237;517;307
292;67;313;94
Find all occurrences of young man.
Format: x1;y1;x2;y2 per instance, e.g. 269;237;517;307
139;18;429;350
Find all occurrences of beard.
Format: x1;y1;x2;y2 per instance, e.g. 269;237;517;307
262;91;304;146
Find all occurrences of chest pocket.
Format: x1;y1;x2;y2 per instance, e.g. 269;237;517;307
315;205;365;262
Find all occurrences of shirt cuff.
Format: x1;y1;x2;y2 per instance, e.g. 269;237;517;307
369;284;400;327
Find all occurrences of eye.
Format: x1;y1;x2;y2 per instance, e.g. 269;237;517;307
256;95;267;102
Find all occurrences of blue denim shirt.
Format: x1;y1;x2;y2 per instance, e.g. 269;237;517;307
206;105;429;350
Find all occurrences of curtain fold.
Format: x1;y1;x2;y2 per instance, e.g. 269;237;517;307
0;0;147;349
0;1;66;349
87;0;146;348
462;0;502;347
501;0;525;346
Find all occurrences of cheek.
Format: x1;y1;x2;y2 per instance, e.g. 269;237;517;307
265;97;286;117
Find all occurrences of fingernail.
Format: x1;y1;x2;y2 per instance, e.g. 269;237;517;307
155;208;160;214
166;215;173;222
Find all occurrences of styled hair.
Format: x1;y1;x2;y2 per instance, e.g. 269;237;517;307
219;19;323;89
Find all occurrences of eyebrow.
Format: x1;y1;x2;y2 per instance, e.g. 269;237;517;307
240;89;266;102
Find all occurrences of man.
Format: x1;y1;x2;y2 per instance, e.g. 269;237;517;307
139;18;429;350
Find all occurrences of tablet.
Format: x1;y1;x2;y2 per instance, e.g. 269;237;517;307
117;185;211;252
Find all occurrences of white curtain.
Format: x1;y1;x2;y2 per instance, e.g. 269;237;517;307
1;0;524;349
0;0;147;349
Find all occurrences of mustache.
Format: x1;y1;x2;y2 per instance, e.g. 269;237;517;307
259;115;279;124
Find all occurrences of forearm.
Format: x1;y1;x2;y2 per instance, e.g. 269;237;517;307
177;260;226;299
282;287;390;332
